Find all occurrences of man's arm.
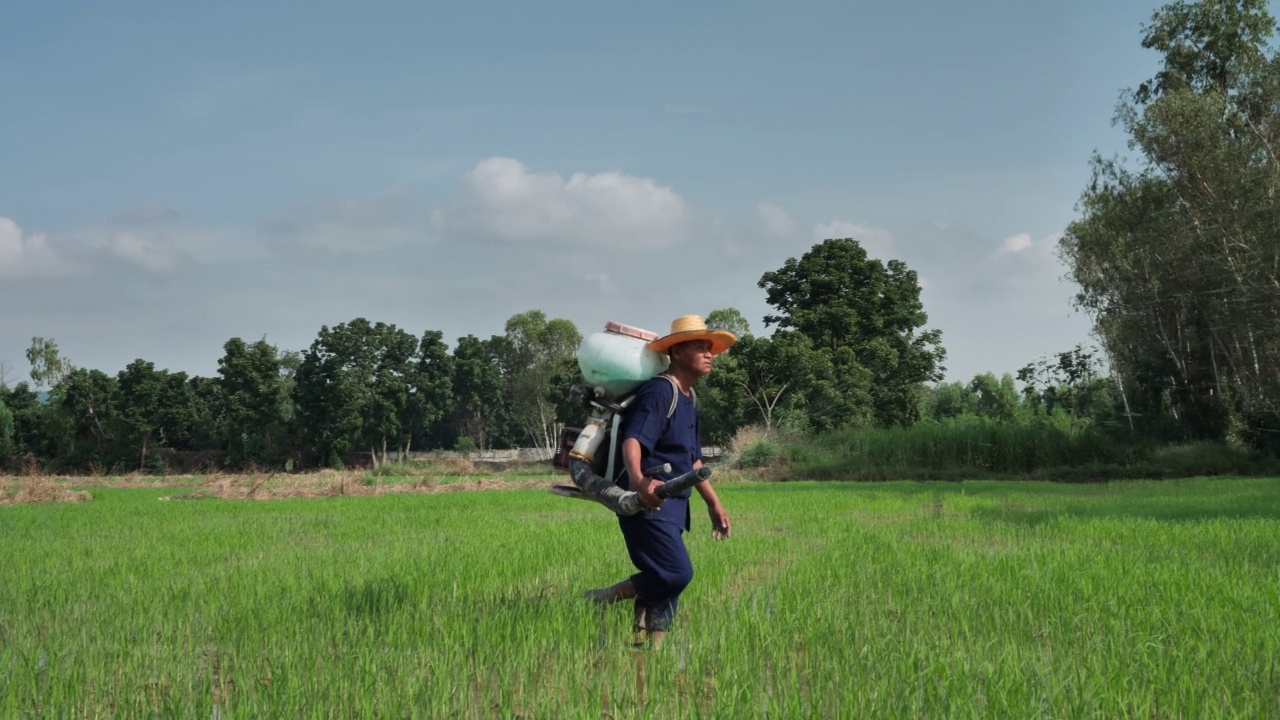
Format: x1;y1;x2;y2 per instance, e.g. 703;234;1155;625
623;437;664;510
693;461;731;540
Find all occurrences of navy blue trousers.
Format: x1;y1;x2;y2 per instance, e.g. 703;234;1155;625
617;498;693;632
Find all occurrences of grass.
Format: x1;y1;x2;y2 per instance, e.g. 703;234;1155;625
2;476;1279;716
789;418;1280;481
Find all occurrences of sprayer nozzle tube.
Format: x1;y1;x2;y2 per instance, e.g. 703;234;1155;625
655;466;713;498
567;458;644;515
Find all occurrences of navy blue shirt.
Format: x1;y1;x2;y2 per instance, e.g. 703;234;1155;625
616;375;701;526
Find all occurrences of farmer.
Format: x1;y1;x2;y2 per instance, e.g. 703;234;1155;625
584;315;735;648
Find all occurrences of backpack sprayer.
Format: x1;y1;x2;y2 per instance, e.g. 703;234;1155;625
551;321;712;514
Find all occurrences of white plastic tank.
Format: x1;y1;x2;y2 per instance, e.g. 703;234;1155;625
577;321;670;400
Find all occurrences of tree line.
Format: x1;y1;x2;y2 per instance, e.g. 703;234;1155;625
0;238;954;473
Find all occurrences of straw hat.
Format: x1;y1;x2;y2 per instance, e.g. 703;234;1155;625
648;315;738;356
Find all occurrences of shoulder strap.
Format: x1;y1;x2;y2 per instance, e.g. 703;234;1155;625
654;374;695;419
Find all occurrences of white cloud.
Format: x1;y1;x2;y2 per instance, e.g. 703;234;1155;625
812;221;896;260
996;232;1034;255
431;157;689;248
110;232;189;273
0;217;78;278
757;202;796;237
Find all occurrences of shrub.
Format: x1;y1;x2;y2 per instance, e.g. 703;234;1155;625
724;425;791;473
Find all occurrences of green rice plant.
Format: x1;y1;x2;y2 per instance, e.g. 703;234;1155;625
2;477;1279;716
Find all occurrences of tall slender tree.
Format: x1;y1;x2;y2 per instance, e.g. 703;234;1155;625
1060;0;1280;446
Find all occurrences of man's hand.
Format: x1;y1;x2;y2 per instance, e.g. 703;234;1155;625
636;477;666;511
707;502;730;540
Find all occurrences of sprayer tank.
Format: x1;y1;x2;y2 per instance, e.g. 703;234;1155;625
576;321;670;400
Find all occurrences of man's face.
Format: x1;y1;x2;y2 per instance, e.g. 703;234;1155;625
671;339;715;378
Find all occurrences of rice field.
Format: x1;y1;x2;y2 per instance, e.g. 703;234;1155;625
2;476;1279;718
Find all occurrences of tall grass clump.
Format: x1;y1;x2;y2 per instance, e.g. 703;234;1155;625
0;475;93;504
723;425;791;474
792;415;1135;480
789;414;1280;481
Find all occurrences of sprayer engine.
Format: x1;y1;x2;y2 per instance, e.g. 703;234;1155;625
550;321;670;514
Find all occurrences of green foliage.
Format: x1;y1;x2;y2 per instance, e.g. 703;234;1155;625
218;337;289;467
0;395;13;457
1061;0;1280;448
0;383;41;456
293;318;422;467
1147;441;1278;477
1135;0;1275;102
922;380;978;421
786;410;1280;482
54;368;121;470
494;310;581;454
793;414;1142;481
117;360;201;471
758;238;944;428
696;308;753;444
450;335;508;452
968;372;1022;422
406;330;454;452
25;336;73;391
705;307;752;338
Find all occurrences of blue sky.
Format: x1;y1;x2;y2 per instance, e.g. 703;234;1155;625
1;1;1202;384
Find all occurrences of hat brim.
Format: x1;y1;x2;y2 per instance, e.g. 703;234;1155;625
648;329;737;356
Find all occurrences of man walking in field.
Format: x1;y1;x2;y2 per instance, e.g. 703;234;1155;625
584;315;734;648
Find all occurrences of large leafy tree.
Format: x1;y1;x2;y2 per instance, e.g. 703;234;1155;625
26;337;73;391
698;308;754;444
0;395;14;459
116;360;199;470
404;330;454;453
922;381;979;422
451;334;508;452
706;307;752;339
1060;0;1280;446
18;340;122;469
185;375;224;453
731;330;866;434
52;369;120;468
758;238;944;427
0;384;42;458
293;319;419;468
494;311;582;457
967;373;1022;424
218;338;288;466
